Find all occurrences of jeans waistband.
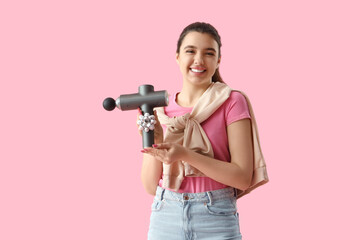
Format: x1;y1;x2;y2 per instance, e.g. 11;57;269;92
155;186;236;203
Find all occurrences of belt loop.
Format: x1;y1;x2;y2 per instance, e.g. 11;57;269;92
233;188;237;198
206;191;213;206
160;187;165;201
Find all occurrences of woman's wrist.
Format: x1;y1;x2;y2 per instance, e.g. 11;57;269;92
181;147;193;163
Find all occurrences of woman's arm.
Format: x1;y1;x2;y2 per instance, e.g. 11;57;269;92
139;110;164;195
143;118;254;191
141;153;163;196
187;118;253;190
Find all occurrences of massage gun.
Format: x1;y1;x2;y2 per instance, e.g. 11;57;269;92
103;84;169;148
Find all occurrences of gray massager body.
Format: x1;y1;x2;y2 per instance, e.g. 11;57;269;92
103;84;169;148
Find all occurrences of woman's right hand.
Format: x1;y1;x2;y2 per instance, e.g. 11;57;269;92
137;108;164;144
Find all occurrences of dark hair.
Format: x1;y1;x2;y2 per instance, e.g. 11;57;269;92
176;22;225;84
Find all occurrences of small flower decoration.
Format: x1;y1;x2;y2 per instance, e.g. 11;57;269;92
137;113;157;132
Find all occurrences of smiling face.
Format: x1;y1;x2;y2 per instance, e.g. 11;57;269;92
176;31;221;87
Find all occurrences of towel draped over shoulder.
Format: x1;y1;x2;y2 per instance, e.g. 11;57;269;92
155;82;268;198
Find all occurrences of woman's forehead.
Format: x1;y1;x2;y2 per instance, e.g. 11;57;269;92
181;32;218;50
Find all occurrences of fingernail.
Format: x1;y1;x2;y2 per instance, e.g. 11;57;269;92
152;144;158;148
141;149;147;153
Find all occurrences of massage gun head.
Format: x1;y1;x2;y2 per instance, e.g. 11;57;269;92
102;84;169;112
103;97;116;111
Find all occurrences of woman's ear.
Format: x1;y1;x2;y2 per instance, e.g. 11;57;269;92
217;56;221;68
175;53;179;65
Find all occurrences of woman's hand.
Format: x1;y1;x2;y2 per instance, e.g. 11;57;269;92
137;109;164;144
141;143;188;165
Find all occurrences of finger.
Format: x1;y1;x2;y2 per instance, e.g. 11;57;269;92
152;143;171;150
137;109;144;135
141;148;166;159
136;119;142;135
154;110;160;121
140;148;152;155
140;147;152;153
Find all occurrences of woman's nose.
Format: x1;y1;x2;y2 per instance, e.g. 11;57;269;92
194;53;204;65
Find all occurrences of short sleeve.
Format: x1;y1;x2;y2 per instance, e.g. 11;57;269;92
225;91;251;126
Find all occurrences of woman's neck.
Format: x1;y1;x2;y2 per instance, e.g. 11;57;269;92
176;81;212;107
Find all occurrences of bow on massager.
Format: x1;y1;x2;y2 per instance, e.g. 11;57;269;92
103;85;169;148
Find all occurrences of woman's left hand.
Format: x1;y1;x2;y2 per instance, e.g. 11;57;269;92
141;143;188;165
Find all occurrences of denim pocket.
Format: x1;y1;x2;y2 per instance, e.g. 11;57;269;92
204;198;237;216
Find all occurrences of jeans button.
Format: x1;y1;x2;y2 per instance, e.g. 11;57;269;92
184;196;189;200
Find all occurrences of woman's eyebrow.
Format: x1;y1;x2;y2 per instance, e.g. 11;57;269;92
205;48;216;52
184;45;196;49
184;45;217;52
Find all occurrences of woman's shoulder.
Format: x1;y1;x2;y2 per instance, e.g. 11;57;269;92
226;90;247;106
221;90;251;121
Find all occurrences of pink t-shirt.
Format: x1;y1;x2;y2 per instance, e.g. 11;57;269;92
159;91;251;193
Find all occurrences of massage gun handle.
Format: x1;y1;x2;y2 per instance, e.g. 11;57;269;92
141;104;154;148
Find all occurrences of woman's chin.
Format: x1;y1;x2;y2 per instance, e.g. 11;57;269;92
184;77;212;87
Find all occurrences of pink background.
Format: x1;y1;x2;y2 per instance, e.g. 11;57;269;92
1;0;359;239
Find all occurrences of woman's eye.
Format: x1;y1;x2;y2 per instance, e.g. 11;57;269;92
186;50;195;53
206;52;215;56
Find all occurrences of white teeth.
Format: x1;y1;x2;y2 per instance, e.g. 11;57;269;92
191;68;205;73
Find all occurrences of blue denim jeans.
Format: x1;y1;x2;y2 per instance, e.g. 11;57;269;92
148;186;242;240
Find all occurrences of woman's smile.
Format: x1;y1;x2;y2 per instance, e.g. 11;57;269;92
190;67;206;73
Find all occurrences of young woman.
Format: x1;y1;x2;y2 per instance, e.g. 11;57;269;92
138;22;268;240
